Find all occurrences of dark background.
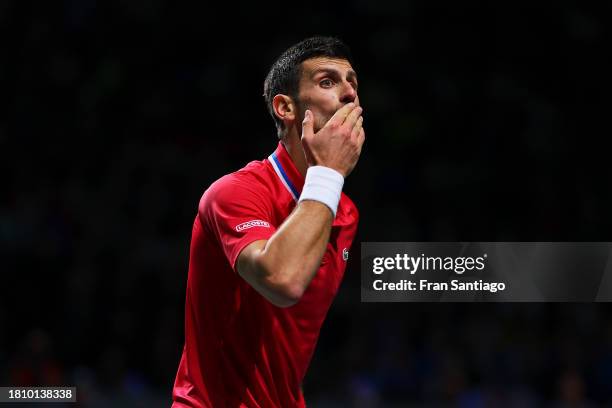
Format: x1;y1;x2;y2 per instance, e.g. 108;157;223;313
2;1;611;406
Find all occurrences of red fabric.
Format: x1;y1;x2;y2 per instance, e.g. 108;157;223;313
172;142;359;407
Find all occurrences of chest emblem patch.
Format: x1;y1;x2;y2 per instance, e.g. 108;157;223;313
342;248;349;261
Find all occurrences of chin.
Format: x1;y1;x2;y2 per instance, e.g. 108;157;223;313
318;113;334;128
314;119;327;132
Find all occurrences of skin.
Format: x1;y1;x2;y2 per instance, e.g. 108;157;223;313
236;57;365;307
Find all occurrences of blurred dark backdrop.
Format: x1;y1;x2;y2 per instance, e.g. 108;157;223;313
2;1;611;406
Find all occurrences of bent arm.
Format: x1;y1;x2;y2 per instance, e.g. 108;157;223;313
236;103;364;307
236;200;333;308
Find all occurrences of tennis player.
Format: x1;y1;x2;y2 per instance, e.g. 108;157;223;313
172;36;364;407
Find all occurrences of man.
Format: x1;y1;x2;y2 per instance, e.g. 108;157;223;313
172;36;365;407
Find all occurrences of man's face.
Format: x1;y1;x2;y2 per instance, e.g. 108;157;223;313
296;57;359;133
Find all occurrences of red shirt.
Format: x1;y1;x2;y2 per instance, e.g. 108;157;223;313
172;142;358;407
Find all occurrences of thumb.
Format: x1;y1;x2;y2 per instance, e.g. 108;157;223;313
301;110;313;140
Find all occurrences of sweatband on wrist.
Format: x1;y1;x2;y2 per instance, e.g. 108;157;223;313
298;166;344;217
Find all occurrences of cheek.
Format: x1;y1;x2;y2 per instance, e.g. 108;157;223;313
321;92;339;106
304;90;338;106
299;90;340;129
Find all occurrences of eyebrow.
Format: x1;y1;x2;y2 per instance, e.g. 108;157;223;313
311;68;358;82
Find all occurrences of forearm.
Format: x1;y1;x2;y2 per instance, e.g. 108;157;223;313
237;200;333;307
259;200;332;292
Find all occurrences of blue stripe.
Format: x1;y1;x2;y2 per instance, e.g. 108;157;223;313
272;152;300;199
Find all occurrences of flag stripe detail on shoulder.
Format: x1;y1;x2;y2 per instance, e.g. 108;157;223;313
269;152;299;201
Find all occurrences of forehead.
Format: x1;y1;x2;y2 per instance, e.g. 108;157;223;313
300;57;356;77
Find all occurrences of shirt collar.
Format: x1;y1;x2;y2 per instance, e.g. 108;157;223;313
268;142;305;202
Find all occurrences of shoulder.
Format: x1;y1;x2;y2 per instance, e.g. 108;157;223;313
199;159;273;216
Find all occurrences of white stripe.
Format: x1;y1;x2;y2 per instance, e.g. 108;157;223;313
268;154;298;201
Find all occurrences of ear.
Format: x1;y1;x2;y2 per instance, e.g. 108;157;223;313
272;94;297;125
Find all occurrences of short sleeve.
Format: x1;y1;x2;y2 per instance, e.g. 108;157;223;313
199;174;277;270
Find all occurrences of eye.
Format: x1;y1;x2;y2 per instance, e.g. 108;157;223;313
320;78;334;88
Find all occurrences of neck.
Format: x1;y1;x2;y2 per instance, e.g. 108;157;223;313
281;130;308;177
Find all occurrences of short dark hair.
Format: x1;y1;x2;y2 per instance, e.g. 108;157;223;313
263;36;354;137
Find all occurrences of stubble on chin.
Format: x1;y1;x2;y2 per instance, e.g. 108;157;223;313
314;114;329;133
296;100;335;133
307;108;333;133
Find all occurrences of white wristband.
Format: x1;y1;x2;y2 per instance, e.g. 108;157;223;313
298;166;344;217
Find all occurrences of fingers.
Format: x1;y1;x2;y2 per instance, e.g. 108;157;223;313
326;102;357;128
351;116;363;141
356;128;365;155
301;110;314;140
344;105;363;130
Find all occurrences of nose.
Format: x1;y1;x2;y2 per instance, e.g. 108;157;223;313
339;80;357;104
